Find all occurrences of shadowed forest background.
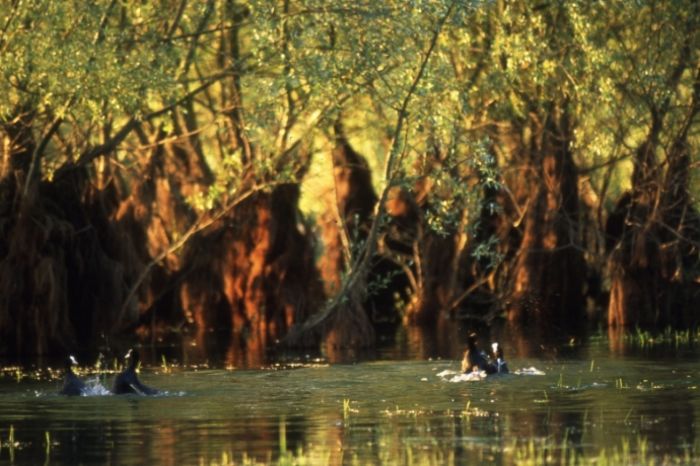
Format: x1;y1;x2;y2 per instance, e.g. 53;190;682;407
1;0;699;361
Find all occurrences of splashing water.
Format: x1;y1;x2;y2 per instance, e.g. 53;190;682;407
81;377;111;396
437;366;545;382
513;366;546;376
5;340;700;466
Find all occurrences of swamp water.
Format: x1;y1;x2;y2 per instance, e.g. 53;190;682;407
1;336;700;465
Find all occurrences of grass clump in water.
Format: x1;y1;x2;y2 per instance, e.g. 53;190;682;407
624;327;697;348
514;435;695;466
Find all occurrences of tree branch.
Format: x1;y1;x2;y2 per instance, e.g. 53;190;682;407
76;79;218;166
282;0;457;342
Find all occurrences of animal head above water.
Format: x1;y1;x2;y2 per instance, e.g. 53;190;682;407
125;349;141;369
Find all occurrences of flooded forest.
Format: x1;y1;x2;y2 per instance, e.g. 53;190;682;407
1;0;699;360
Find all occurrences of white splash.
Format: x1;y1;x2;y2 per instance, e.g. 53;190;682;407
81;376;111;396
437;366;546;382
437;369;487;382
514;367;546;376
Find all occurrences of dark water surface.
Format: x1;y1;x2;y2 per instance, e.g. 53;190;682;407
1;332;700;465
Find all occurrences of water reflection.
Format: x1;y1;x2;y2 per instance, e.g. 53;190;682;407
116;319;592;370
2;330;700;465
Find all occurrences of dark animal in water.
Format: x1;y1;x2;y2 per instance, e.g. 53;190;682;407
461;333;496;374
491;342;509;374
60;355;86;396
112;349;159;395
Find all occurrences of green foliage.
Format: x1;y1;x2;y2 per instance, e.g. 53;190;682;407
0;1;179;122
2;0;699;337
1;0;696;194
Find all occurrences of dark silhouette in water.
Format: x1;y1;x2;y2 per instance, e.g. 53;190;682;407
112;349;159;395
60;355;86;396
491;342;509;374
461;333;496;374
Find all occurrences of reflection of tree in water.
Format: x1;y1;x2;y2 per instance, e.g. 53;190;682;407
398;322;463;361
634;390;695;457
472;400;586;464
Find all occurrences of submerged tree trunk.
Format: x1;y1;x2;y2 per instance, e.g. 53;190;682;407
458;141;520;321
607;113;700;327
607;50;700;328
0;108;134;354
507;105;585;328
400;148;462;327
180;183;324;352
286;4;456;349
0;157;138;354
111;117;208;333
0;101;214;354
321;122;379;347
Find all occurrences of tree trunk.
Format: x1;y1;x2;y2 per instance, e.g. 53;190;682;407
607;130;700;327
180;183;324;353
319;123;380;346
507;105;585;328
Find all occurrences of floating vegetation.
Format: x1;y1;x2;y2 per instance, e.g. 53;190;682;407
382;406;434;418
534;390;550;404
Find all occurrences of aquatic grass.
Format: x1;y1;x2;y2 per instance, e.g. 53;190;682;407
458;399;491;429
621;326;700;348
206;445;333;466
624;408;633;424
615;377;628;389
6;425;16;463
279;417;287;454
461;400;472;417
43;424;700;466
512;435;699;466
160;355;176;374
343;398;351;420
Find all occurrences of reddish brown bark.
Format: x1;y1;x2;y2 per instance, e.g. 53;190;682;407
0;105;212;354
0;159;138;354
313;124;378;348
607;131;700;328
318;124;412;342
180;183;323;351
317;207;344;295
331;121;377;241
111;124;202;330
0;110;127;353
507;106;585;328
400;172;458;326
